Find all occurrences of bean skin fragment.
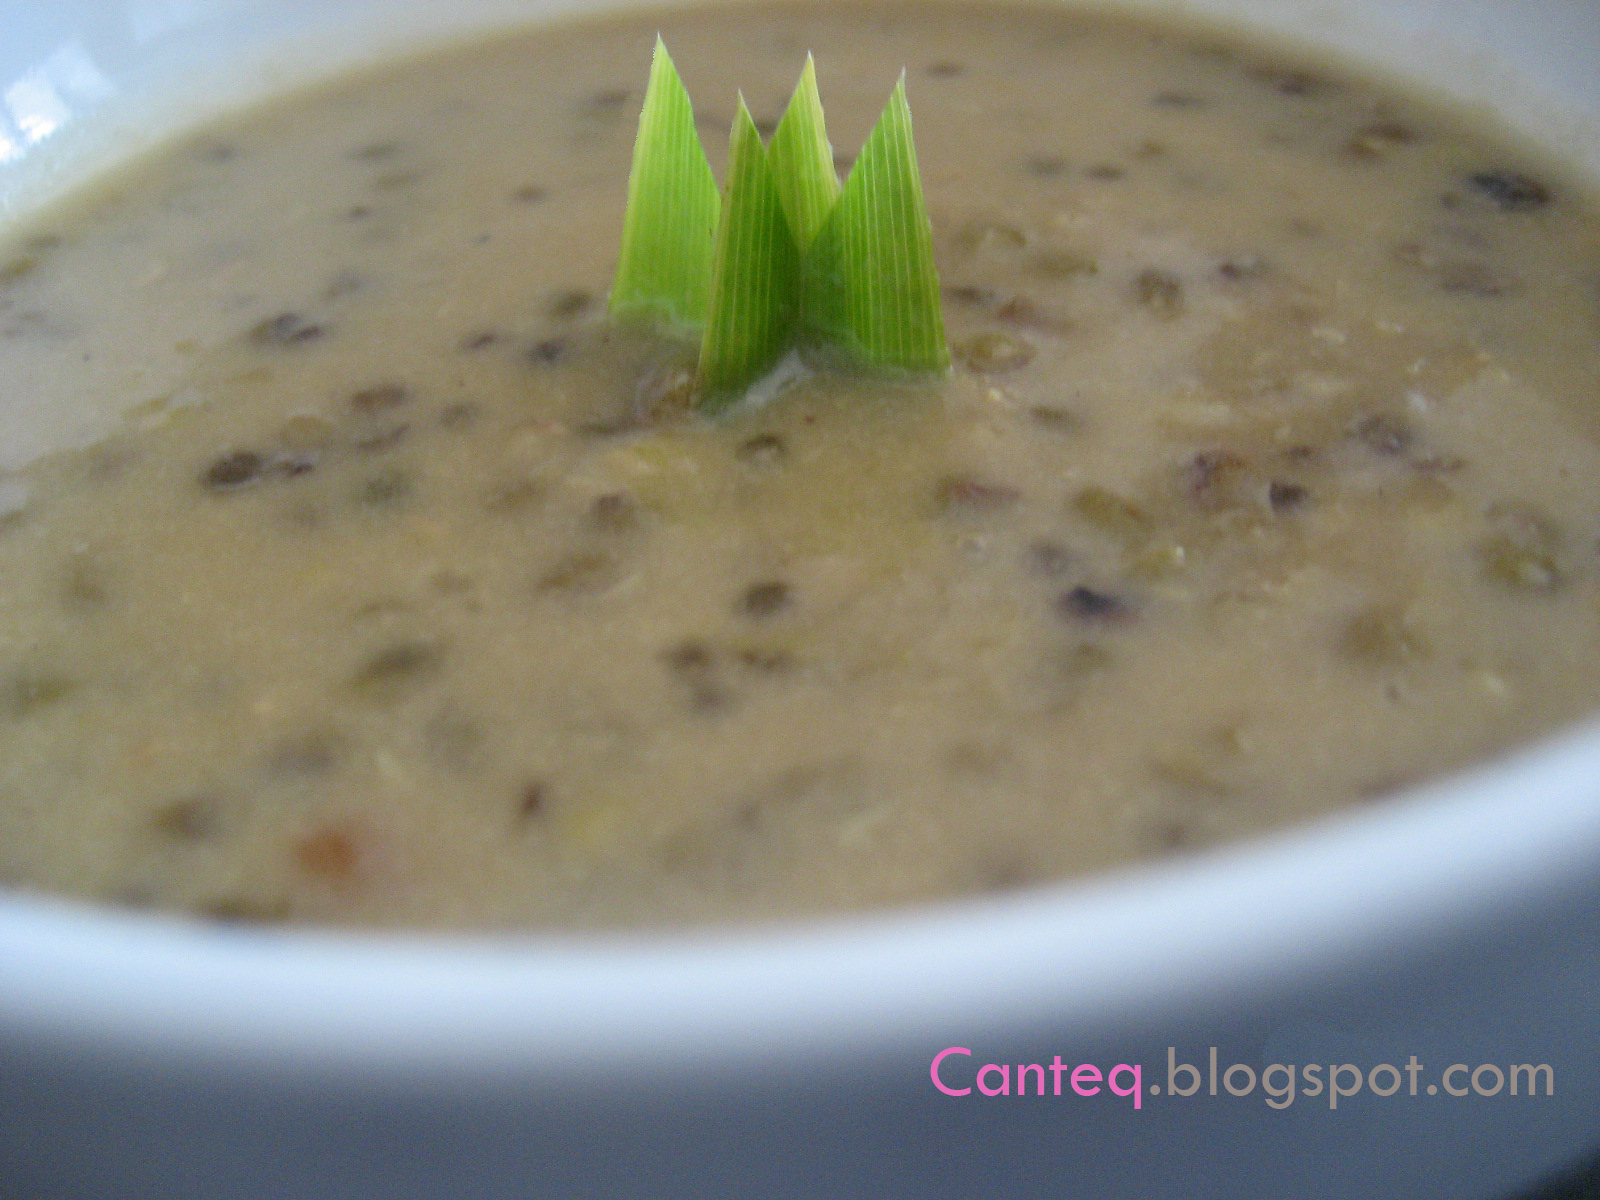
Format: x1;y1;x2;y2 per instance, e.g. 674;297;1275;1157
248;312;326;347
739;581;793;618
202;450;263;490
1466;169;1551;211
1059;586;1132;622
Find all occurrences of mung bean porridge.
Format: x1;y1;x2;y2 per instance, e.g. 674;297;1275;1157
1;2;1598;929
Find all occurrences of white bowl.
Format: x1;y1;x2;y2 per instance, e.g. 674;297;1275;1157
1;3;1597;1197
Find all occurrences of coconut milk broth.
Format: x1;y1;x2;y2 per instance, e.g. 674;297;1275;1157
0;2;1599;929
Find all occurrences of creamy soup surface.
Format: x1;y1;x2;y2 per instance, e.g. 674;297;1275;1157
1;2;1598;930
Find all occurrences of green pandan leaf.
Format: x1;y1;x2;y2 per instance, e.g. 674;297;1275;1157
698;96;801;410
804;75;949;375
608;42;947;408
609;37;720;333
767;54;839;250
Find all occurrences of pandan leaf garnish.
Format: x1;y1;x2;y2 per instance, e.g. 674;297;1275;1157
804;76;949;375
609;46;947;408
608;37;720;333
767;54;840;250
698;97;801;410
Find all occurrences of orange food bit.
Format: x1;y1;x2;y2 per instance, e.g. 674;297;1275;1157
293;823;362;884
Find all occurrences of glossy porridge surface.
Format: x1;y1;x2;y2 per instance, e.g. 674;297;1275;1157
1;2;1599;929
